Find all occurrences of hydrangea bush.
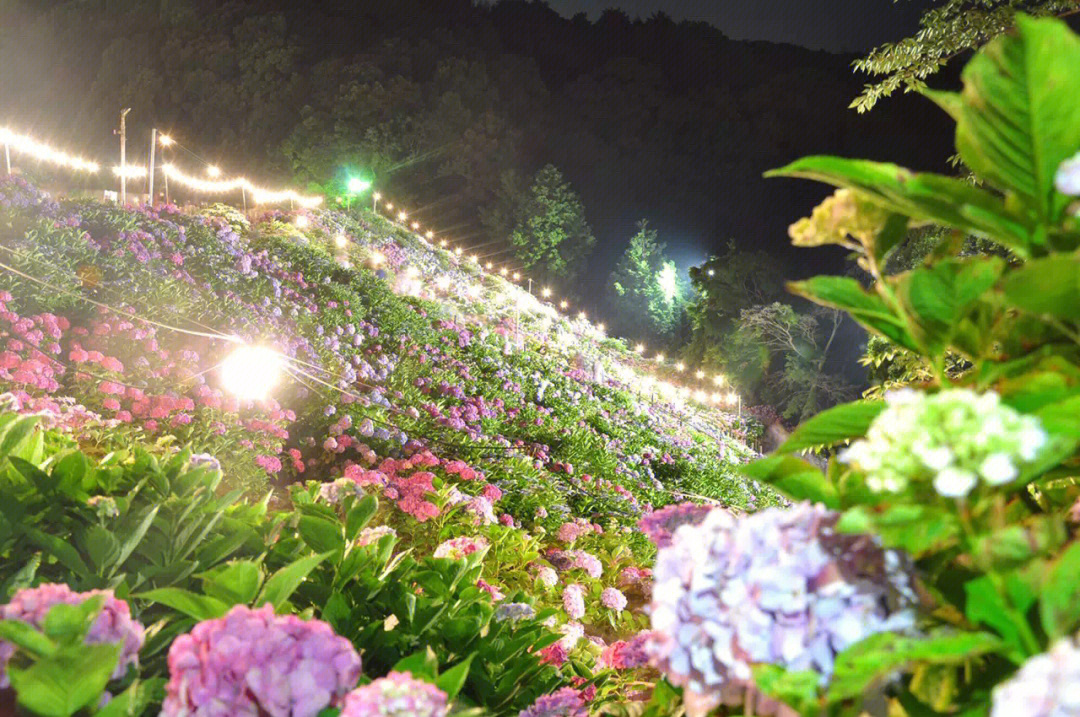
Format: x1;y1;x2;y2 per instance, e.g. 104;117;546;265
735;14;1080;716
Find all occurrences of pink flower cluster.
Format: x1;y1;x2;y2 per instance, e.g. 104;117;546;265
600;587;627;612
0;583;145;687
433;536;489;559
562;584;586;620
162;604;361;717
637;501;715;549
340;671;448;717
599;632;653;670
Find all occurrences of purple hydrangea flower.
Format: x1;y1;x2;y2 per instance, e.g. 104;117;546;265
494;602;537;622
162;604;361;717
340;671;447;717
518;686;588;717
637;501;714;549
649;503;914;712
600;587;627;612
0;583;145;688
562;584;585;620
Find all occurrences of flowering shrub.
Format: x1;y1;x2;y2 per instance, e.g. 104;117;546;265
162;604;362;717
0;583;144;687
736;15;1080;716
340;671;447;717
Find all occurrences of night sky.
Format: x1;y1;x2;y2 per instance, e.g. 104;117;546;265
546;0;936;51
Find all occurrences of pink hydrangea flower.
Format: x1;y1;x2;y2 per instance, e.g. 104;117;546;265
356;525;396;547
562;584;585;619
599;631;653;670
0;584;144;688
600;587;627;612
162;604;361;717
433;536;488;560
340;671;447;717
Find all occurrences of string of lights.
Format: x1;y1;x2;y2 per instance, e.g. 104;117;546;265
0;119;742;413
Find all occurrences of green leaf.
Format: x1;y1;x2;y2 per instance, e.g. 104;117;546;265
8;643;121;717
345;495;378;540
200;560;262;605
1002;255;1080;319
392;646;439;681
0;415;40;460
256;551;331;610
21;524;91;577
84;525;121;573
752;665;820;716
788;276;918;351
741;456;839;508
779;400;885;454
435;654;474;701
0;620;57;658
1040;541;1080;639
828;631;1002;703
1037;395;1080;441
965;575;1035;663
900;257;1004;351
298;515;345;554
837;504;961;557
138;587;230;621
42;597;103;646
111;505;159;575
94;678;166;717
948;15;1080;228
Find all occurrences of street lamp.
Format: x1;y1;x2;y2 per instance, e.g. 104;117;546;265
345;177;371;211
207;165;221;177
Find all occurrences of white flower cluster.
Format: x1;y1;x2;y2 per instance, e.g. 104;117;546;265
839;389;1048;498
649;503;914;711
992;639;1080;717
1056;152;1080;196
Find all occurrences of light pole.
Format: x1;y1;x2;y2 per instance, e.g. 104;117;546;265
158;134;173;205
373;191;381;212
118;108;131;205
147;128;157;205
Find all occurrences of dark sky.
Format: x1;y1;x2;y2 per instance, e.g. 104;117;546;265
546;0;935;51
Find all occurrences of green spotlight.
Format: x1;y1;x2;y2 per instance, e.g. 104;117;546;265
347;177;372;194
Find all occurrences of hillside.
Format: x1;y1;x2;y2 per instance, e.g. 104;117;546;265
0;175;776;714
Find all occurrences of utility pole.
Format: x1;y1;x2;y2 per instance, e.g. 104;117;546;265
118;108;131;205
3;142;9;175
147;128;157;206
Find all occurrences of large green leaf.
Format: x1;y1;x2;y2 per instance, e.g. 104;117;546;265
779;400;884;454
767;157;1032;253
1040;541;1080;639
787;276;919;351
256;551;331;610
900;257;1004;352
946;15;1080;228
138;588;230;621
1001;255;1080;319
7;643;121;717
828;631;1002;703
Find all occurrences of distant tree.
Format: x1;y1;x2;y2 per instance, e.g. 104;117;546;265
605;219;687;341
683;240;785;368
735;303;856;422
852;0;1080;112
508;165;595;286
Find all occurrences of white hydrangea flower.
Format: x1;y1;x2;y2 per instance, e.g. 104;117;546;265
992;639;1080;717
840;389;1048;499
1056;152;1080;196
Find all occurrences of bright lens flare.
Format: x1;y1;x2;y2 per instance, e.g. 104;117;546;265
542;287;552;298
207;165;221;177
295;215;310;229
398;211;407;221
220;345;284;401
335;233;347;248
158;134;174;147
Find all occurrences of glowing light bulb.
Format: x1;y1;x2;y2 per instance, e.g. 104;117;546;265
411;221;420;230
707;269;715;276
207;165;221;177
694;390;706;402
220;345;283;401
696;370;705;379
711;392;721;403
499;267;508;276
542;287;552;298
373;192;382;201
295;215;310;229
713;375;725;386
159;134;174;147
559;300;568;309
385;202;393;210
335;233;347;248
486;262;493;270
347;177;371;193
470;255;477;262
635;343;645;353
439;240;448;248
727;392;737;403
370;251;384;266
455;247;463;256
597;322;605;332
426;230;434;239
577;311;587;320
656;353;665;363
435;276;451;291
676;362;685;372
512;271;520;281
397;211;407;221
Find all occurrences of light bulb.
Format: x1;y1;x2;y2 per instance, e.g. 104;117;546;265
335;233;347;248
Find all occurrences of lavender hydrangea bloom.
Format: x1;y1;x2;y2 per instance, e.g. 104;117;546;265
562;584;586;620
600;587;627;612
162;604;361;717
340;671;447;717
638;502;714;548
494;602;537;622
991;639;1080;717
518;686;588;717
0;583;145;688
649;503;914;712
